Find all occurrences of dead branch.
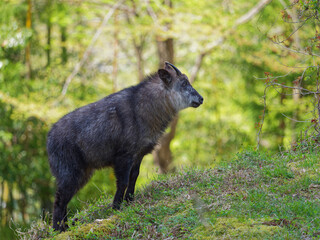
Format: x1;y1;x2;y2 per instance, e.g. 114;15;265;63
191;0;272;82
281;113;310;123
234;0;272;27
61;0;123;96
271;40;320;58
257;73;320;149
190;53;206;84
256;85;268;150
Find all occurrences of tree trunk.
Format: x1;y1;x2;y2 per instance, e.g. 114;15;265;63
135;44;144;82
316;66;320;134
292;80;300;142
156;37;174;69
291;7;301;142
25;0;32;78
61;26;68;64
124;1;145;83
5;183;14;223
18;191;27;223
0;181;3;224
153;9;176;173
112;10;119;92
153;117;178;173
278;88;286;146
46;17;51;67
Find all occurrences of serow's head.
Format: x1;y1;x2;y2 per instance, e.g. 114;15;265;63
158;62;204;111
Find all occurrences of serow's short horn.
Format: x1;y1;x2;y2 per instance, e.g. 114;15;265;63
165;61;182;76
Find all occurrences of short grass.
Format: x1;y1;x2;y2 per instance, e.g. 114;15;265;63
19;145;320;239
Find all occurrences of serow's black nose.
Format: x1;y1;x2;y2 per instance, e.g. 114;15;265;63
199;96;204;104
191;95;204;108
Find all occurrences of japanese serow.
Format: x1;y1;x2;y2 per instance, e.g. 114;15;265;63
47;62;203;231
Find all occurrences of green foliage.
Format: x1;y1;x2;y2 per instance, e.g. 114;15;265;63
1;0;320;239
300;0;320;11
0;99;53;205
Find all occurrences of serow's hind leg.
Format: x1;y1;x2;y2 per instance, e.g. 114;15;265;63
52;169;92;231
53;186;76;232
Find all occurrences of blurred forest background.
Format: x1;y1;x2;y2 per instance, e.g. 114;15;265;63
0;0;319;238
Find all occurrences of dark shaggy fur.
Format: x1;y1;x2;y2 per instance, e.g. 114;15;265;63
47;62;203;231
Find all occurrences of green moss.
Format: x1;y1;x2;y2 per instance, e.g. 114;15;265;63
192;217;281;239
287;160;320;177
54;216;117;240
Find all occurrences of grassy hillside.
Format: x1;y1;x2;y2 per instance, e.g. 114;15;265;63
20;145;320;239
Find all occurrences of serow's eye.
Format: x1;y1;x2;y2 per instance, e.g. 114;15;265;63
182;81;188;87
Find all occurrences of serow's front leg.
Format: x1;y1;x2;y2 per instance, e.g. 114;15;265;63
112;158;133;210
125;159;142;203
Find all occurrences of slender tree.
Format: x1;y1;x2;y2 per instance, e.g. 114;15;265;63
61;26;67;64
25;0;32;78
112;10;119;92
124;0;146;83
46;0;52;67
151;0;178;173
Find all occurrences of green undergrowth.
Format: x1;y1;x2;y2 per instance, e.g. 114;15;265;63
19;145;320;239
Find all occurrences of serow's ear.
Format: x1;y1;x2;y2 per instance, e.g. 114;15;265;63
158;69;172;85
